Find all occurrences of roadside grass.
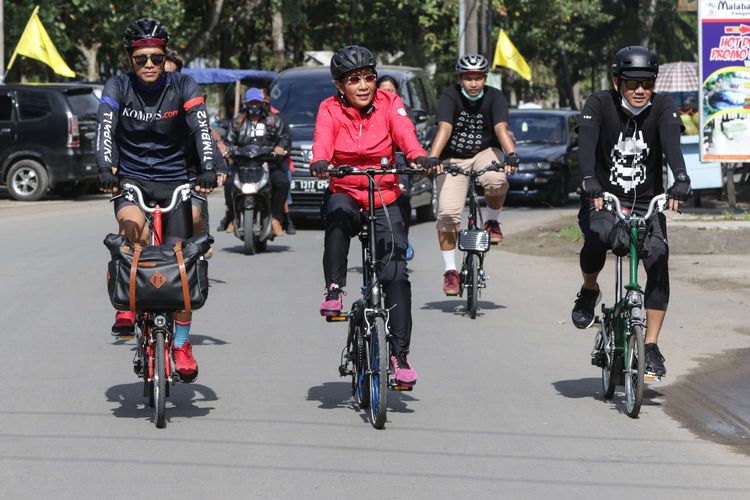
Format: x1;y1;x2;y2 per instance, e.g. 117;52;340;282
721;210;750;221
553;224;584;242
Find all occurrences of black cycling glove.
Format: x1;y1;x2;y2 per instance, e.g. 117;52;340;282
196;170;218;190
667;171;691;202
310;160;329;177
581;177;603;199
505;152;520;168
414;156;442;171
98;169;119;191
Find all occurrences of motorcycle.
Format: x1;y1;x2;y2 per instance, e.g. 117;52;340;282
228;143;280;255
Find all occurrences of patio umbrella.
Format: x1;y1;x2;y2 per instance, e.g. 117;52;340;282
655;61;700;92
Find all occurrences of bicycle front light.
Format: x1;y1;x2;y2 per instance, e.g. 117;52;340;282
154;314;168;327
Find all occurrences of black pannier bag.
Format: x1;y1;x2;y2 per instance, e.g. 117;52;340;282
104;233;213;313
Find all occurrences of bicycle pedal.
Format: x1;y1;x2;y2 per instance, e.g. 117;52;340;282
117;334;135;340
644;373;663;382
338;364;353;377
326;315;348;322
391;384;414;391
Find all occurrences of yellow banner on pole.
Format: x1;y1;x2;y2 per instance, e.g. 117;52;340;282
7;6;76;78
492;30;531;81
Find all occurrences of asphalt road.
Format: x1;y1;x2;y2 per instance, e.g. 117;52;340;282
1;193;749;499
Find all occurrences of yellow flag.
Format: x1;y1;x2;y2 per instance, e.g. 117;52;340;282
7;6;76;78
492;30;531;81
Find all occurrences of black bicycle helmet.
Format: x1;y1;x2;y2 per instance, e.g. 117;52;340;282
124;18;170;51
330;45;376;80
611;46;658;78
456;53;489;74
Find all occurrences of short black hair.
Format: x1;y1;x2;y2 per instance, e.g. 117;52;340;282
376;75;399;92
165;50;183;72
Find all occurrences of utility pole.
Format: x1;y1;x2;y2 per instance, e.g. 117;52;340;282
466;0;479;54
1;0;5;83
459;0;466;56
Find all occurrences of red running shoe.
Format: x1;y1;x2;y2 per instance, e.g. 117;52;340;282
111;311;135;337
484;220;503;244
173;341;199;382
442;270;460;296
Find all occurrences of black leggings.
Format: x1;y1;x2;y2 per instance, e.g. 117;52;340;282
114;178;192;245
323;192;413;354
578;200;670;311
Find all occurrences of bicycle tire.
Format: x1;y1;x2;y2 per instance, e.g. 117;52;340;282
154;329;167;428
625;324;645;418
601;321;617;400
368;316;389;429
466;253;479;319
353;320;370;409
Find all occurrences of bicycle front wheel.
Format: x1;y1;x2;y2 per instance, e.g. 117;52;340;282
368;316;389;429
153;329;167;428
466;253;479;319
625;324;645;418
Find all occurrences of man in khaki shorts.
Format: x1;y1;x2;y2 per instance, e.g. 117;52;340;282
428;53;519;295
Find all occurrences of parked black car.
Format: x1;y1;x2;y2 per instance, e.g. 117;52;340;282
0;83;101;201
507;109;580;206
269;65;439;222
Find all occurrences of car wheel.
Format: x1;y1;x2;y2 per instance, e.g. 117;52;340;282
7;159;49;201
416;178;438;222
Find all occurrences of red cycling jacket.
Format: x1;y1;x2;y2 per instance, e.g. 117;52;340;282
312;89;426;208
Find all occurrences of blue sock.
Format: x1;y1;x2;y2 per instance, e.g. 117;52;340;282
174;320;191;348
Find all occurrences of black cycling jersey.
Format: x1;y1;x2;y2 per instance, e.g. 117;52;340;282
436;84;509;159
577;90;686;204
96;72;215;182
225;108;291;161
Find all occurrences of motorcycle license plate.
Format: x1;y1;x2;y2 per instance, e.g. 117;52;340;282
292;179;329;193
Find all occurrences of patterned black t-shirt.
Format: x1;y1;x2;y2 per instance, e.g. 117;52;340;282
436;84;509;159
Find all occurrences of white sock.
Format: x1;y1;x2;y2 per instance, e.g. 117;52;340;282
442;250;457;272
485;207;501;222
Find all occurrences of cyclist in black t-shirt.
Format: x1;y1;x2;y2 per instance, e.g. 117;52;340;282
572;46;692;378
428;54;519;296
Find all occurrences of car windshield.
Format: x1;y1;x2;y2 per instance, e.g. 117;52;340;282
509;115;566;145
65;90;100;120
270;74;336;126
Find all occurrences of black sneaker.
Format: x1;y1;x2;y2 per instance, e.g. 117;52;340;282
286;220;296;235
645;343;666;377
217;215;229;232
571;287;601;329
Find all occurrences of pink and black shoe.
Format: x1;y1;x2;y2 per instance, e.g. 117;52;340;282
111;311;135;337
390;353;417;385
320;283;345;317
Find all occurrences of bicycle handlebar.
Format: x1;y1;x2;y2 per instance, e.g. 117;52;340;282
603;192;668;222
111;182;193;214
327;164;427;178
439;161;502;178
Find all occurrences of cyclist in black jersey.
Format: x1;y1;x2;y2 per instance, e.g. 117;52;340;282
97;18;218;381
572;46;692;378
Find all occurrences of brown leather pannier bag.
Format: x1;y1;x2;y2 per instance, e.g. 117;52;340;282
104;233;213;313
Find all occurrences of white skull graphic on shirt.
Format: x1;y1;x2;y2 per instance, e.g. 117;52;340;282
450;111;484;155
609;130;649;193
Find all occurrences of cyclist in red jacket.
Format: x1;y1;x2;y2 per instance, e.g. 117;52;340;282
309;45;437;385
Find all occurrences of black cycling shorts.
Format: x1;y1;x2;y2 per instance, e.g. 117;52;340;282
114;177;193;244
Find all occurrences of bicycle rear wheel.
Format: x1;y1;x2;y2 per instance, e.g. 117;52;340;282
368;316;389;429
353;320;370;409
466;253;479;319
625;324;645;418
600;321;617;400
153;329;167;428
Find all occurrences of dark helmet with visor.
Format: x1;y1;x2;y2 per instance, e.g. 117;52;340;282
124;18;170;51
456;53;489;74
611;46;658;78
330;45;376;80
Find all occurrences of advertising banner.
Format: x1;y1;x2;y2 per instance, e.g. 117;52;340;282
700;1;750;161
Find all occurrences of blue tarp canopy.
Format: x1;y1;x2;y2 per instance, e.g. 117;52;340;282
183;68;277;84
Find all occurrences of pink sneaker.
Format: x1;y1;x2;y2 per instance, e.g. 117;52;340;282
485;220;503;244
111;311;135;337
173;341;198;382
390;353;417;385
443;270;460;296
320;283;345;317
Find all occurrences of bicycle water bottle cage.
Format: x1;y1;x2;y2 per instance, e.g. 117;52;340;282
458;229;490;252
